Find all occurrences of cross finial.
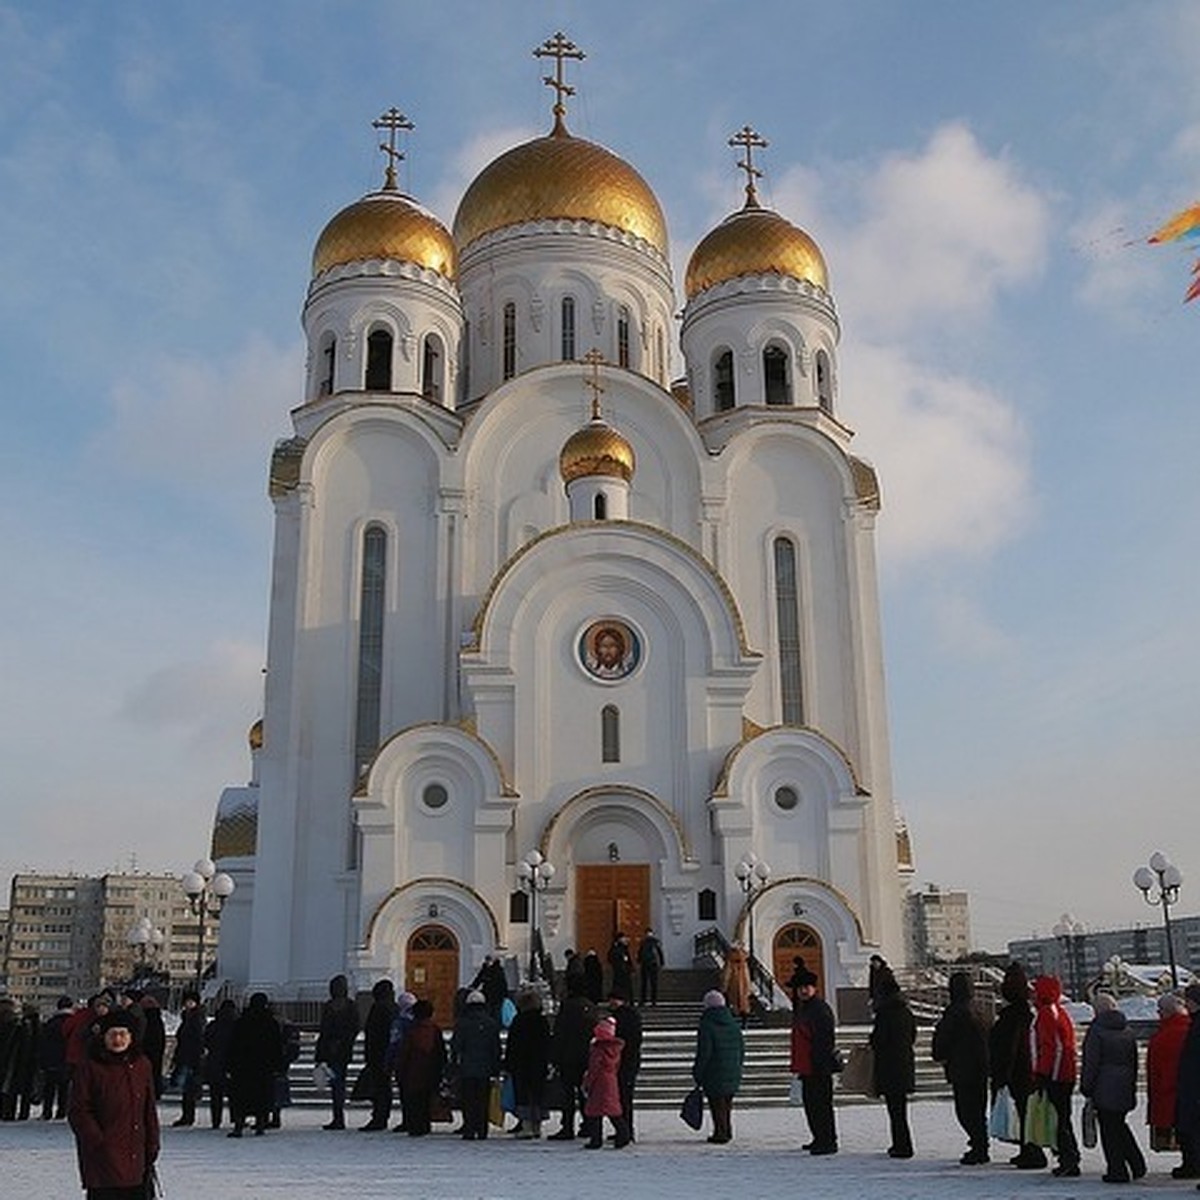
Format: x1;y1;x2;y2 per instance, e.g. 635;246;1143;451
582;348;606;420
729;124;769;208
534;31;585;135
373;107;414;191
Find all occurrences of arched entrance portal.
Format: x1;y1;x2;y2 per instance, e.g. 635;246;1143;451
575;864;650;963
405;925;459;1027
773;923;825;997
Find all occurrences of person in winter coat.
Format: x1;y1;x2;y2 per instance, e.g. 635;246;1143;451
65;994;114;1082
202;998;237;1128
68;1009;160;1200
788;963;839;1155
504;988;551;1138
450;990;500;1140
358;978;398;1131
583;950;604;1004
721;944;752;1025
385;990;417;1130
637;929;664;1007
38;995;74;1120
1175;983;1200;1181
582;1015;630;1148
548;976;599;1139
989;961;1044;1168
1146;991;1193;1175
396;998;446;1137
692;990;744;1144
931;972;991;1164
469;956;510;1023
314;973;360;1131
607;932;634;1000
1081;991;1145;1183
869;965;917;1159
169;991;206;1126
226;992;284;1137
608;990;643;1141
1031;973;1080;1176
138;994;166;1101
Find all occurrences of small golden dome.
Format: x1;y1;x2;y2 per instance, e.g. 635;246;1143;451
313;190;457;280
248;718;263;752
212;792;258;860
685;203;828;300
454;128;668;256
559;419;636;484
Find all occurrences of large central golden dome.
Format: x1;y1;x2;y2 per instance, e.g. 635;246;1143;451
313;190;457;280
454;127;668;256
685;203;828;300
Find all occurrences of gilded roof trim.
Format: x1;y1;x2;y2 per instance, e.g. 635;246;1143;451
731;874;867;947
710;722;866;798
538;784;693;864
359;876;501;951
354;719;517;798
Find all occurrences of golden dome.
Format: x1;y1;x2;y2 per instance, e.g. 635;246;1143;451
453;128;668;256
685;203;828;299
559;419;636;484
211;793;258;860
248;718;263;751
312;190;457;280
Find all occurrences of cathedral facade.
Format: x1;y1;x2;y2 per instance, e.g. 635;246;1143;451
213;41;911;1015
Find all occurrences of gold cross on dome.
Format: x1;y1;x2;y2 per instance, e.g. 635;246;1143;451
729;124;768;207
534;31;585;133
582;348;606;420
373;107;414;191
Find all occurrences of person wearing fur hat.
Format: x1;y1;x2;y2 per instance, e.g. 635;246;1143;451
396;999;446;1137
989;961;1045;1169
68;1009;160;1199
1081;992;1145;1183
692;990;744;1144
788;963;839;1155
1147;991;1194;1176
582;1015;629;1148
314;973;360;1131
451;990;501;1140
869;965;917;1159
931;972;991;1165
1031;974;1080;1176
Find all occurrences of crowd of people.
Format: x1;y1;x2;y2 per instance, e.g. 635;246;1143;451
5;944;1200;1196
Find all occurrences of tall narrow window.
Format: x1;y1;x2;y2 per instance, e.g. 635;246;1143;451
353;526;387;780
601;705;620;763
764;344;790;405
656;326;666;383
593;493;607;520
561;296;576;361
714;350;735;411
422;334;443;403
365;329;393;391
461;320;471;403
816;350;832;413
502;301;517;380
774;537;804;725
319;336;336;396
617;306;630;368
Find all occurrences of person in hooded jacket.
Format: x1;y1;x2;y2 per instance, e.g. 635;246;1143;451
582;1015;629;1148
1146;991;1193;1176
385;990;416;1131
504;988;551;1138
932;972;991;1164
548;976;599;1139
226;992;284;1138
314;973;359;1131
396;999;446;1137
68;1009;160;1200
202;998;237;1128
450;990;500;1140
721;944;752;1026
358;978;397;1131
1031;973;1080;1176
1081;991;1145;1183
692;990;744;1144
989;961;1044;1168
869;965;917;1159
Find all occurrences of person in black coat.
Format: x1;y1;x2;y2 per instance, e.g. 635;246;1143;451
452;990;502;1140
637;929;664;1007
314;973;359;1131
203;998;237;1128
469;957;510;1023
582;950;604;1004
169;991;206;1126
38;996;74;1120
138;995;167;1101
548;977;599;1138
788;963;839;1155
607;933;634;1001
1081;992;1145;1183
608;989;643;1141
358;978;398;1131
869;966;916;1159
989;961;1045;1169
226;993;284;1137
932;972;991;1164
504;989;551;1138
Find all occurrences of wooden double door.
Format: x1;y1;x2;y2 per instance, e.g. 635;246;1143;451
772;923;825;996
575;864;651;960
405;925;459;1027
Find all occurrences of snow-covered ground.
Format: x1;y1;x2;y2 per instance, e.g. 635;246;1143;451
5;1099;1185;1198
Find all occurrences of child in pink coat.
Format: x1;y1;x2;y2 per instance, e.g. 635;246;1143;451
582;1016;630;1148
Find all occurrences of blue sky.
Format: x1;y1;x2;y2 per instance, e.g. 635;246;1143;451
1;2;1196;952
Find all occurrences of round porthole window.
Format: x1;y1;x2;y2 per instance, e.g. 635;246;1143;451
774;785;799;812
422;783;449;810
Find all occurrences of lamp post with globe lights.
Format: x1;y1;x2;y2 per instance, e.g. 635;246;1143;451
181;858;235;995
1133;852;1183;987
734;852;772;966
126;915;165;986
1051;913;1088;1000
516;850;555;983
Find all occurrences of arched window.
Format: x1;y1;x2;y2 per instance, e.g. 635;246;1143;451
593;493;607;520
353;526;386;780
365;328;393;391
422;334;443;403
774;537;804;724
601;704;620;762
816;349;833;413
764;344;790;405
714;350;735;411
502;301;517;380
617;306;631;368
509;891;530;923
319;335;336;396
561;296;576;361
698;888;717;922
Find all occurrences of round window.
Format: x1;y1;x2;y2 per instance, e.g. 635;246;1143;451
422;783;449;810
774;785;799;812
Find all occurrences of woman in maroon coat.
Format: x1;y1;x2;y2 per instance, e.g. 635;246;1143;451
68;1009;159;1199
582;1016;629;1149
395;1000;446;1137
1147;992;1194;1175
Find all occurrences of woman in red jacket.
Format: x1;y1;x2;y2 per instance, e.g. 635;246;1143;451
582;1016;629;1149
1147;991;1194;1176
68;1009;160;1199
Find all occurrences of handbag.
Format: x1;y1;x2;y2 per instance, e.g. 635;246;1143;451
788;1075;805;1106
839;1043;876;1096
488;1077;505;1127
680;1085;704;1130
1025;1089;1059;1148
1081;1099;1097;1149
500;1072;517;1114
988;1085;1020;1143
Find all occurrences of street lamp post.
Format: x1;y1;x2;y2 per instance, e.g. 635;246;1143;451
516;849;555;983
1051;913;1087;1000
126;915;164;985
734;851;772;966
181;858;235;995
1134;851;1183;987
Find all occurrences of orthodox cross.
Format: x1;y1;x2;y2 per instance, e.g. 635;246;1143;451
582;347;606;420
373;107;413;191
729;124;768;207
534;31;585;132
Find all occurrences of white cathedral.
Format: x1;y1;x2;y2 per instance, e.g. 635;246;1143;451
213;36;912;1019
